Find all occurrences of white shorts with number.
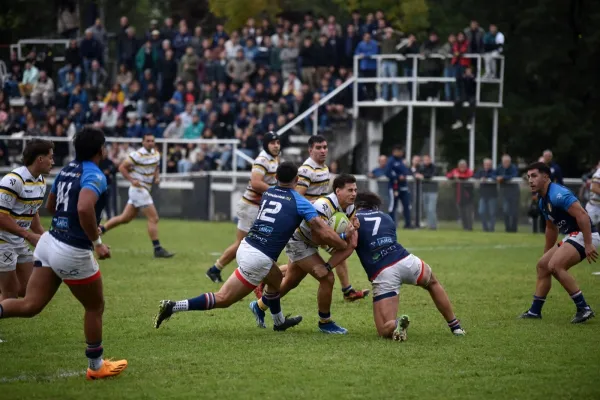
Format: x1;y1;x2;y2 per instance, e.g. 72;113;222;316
234;239;274;288
236;200;259;232
33;232;100;285
127;186;154;208
586;203;600;225
559;231;600;260
371;254;425;301
285;239;319;263
0;242;33;272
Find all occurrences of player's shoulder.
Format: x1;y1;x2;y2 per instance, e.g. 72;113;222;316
1;167;26;188
593;169;600;180
82;161;106;183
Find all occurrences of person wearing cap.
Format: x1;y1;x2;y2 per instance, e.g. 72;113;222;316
206;132;281;283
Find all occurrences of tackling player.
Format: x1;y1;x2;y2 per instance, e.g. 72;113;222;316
206;132;280;283
100;134;174;258
520;162;599;323
293;135;368;302
154;162;350;331
0;140;53;300
328;191;465;340
251;174;362;334
0;128;128;380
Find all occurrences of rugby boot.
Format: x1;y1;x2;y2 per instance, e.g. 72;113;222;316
318;320;348;334
249;300;266;328
519;311;542;319
273;315;303;332
86;359;128;380
392;315;410;341
154;300;175;328
344;289;370;302
154;247;175;258
571;308;595;324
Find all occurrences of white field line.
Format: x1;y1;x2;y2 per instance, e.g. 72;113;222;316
0;369;85;383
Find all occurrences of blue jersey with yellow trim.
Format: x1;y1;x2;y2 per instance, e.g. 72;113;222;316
538;183;597;234
245;186;318;260
49;161;107;249
355;209;410;280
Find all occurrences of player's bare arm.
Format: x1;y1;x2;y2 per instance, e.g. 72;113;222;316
326;229;358;269
30;213;44;235
46;192;57;216
543;221;558;253
567;202;599;263
0;211;39;246
309;217;348;250
78;188;110;260
119;158;140;187
154;164;160;185
250;170;270;194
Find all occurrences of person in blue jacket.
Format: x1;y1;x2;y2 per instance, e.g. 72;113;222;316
354;32;379;100
386;146;413;228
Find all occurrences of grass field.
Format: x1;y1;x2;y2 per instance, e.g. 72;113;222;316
1;219;599;400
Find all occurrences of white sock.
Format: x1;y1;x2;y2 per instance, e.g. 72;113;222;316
173;300;189;313
272;311;285;326
88;357;104;371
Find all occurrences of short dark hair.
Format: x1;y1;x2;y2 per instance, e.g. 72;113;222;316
308;135;327;148
142;133;155;140
526;161;551;176
392;145;404;152
276;161;298;184
332;173;357;192
22;139;54;166
355;191;382;210
74;127;106;161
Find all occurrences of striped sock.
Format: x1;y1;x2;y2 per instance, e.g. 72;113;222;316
447;318;462;332
570;290;590;311
85;341;104;371
264;292;284;325
188;293;216;311
318;311;331;324
528;295;546;315
257;297;269;311
342;285;354;295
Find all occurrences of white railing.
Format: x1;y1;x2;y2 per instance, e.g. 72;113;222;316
352;53;505;114
11;39;71;62
276;76;356;137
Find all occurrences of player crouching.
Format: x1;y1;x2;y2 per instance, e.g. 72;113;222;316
327;191;466;340
154;162;350;331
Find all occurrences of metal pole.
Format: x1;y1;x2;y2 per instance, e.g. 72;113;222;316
411;56;418;101
161;142;167;177
492;108;499;167
476;55;482;105
376;56;382;100
312;108;318;136
232;142;238;188
429;107;436;162
469;115;476;170
499;57;505;106
406;106;413;162
353;56;359;116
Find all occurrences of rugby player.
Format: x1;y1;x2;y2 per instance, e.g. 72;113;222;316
0;140;53;301
292;135;368;302
520;162;599;323
326;191;464;340
206;132;280;283
585;160;600;231
0;128;128;380
251;174;364;334
154;162;351;331
100;134;174;258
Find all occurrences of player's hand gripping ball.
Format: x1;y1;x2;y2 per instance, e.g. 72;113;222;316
322;212;350;254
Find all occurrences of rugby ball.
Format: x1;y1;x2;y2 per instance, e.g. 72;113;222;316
323;212;350;253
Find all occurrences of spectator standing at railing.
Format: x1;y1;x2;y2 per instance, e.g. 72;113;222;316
542;149;563;184
475;158;498;232
464;20;485;55
420;154;438;229
397;34;420;94
386;145;413;229
420;31;444;100
496;154;520;232
451;31;470;100
483;24;504;79
446;159;474;231
100;150;117;219
378;26;401;101
368;155;388;178
355;32;379;100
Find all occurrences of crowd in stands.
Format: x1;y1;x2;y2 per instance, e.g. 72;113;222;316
1;10;505;171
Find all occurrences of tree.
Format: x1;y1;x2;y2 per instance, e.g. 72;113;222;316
208;0;281;31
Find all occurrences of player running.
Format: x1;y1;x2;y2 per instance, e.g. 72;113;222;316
0;128;128;380
206;132;280;283
99;134;174;258
251;174;363;334
585;161;600;231
293;135;368;302
0;140;53;301
154;162;350;331
327;191;465;340
520;162;599;323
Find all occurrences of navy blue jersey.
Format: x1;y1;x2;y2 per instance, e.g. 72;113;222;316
539;183;597;234
245;186;318;260
355;209;410;281
49;161;108;249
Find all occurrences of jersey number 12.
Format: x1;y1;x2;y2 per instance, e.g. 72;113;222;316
258;200;282;223
56;182;73;212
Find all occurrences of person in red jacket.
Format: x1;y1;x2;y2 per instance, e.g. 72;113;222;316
451;32;470;101
446;160;475;230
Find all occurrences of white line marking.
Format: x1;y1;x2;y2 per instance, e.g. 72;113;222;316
0;370;85;384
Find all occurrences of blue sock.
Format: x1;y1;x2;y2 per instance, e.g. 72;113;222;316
318;311;331;324
528;295;546;315
85;341;104;370
188;293;216;311
342;285;354;295
264;292;284;325
447;318;462;332
570;290;590;311
208;265;220;274
152;240;161;250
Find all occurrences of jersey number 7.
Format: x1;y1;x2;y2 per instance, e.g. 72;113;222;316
364;216;381;235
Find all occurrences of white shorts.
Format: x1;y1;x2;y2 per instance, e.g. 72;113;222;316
33;232;100;285
559;231;600;261
0;242;33;272
285;239;318;263
371;254;425;302
234;239;274;288
127;186;154;208
586;202;600;225
236;200;259;232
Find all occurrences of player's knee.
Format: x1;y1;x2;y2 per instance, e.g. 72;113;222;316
318;270;335;288
149;215;159;224
546;259;564;276
536;259;550;275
